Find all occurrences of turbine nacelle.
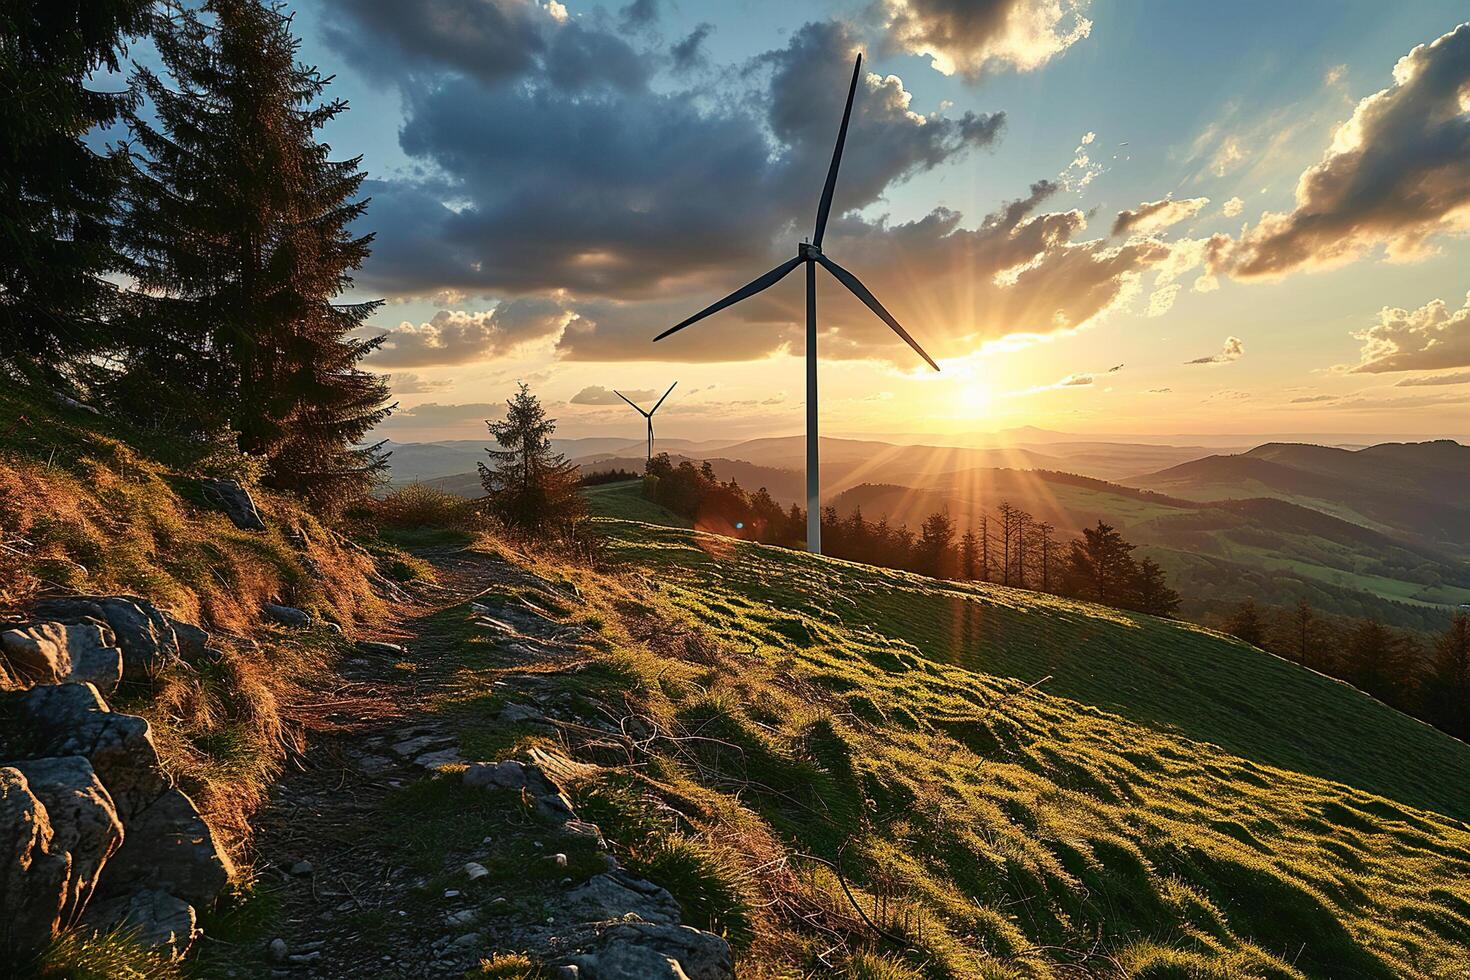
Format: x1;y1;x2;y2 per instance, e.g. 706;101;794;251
797;241;823;260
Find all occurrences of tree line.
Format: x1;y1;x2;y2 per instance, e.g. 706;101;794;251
2;1;388;508
1222;599;1470;743
642;454;1180;617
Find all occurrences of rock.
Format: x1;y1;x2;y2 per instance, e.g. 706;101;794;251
564;871;681;926
200;478;267;532
462;861;489;881
15;757;123;929
414;747;464;770
93;777;233;909
263;603;311;628
356;640;407;657
463;759;530;792
1;621;122;694
0;684;169;818
536;791;577;824
499;702;548;725
289;860;313;876
0;767;70;953
0;684;233;910
449;932;482;950
269;937;289;962
550;852;568;868
54;391;101;415
83;888;198;960
390;734;451;758
31;596;179;681
165;616;210;663
444;908;480;927
566;923;733;980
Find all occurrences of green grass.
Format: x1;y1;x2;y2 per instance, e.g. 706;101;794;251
581;480;693;527
475;517;1470;977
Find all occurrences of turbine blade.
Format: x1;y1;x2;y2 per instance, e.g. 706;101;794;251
651;381;678;414
813;53;862;248
654;256;803;342
615;390;649;415
817;253;939;372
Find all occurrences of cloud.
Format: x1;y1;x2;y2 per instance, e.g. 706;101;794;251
1147;283;1181;317
1290;393;1340;403
1112;195;1210;236
882;0;1093;77
377;401;501;434
1349;291;1470;373
1186;336;1245;364
369;299;573;367
670;23;712;72
1396;370;1470;386
570;385;656;405
355;19;1001;302
1210;23;1470;280
618;0;658;31
557;179;1176;364
388;372;453;394
1221;196;1244;218
1148;387;1172;393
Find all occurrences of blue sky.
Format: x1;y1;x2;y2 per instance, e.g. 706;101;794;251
120;1;1470;442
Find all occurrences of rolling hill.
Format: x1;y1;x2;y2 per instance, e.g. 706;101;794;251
555;514;1470;976
1131;441;1470;557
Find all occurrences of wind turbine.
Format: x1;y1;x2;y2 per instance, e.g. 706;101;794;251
653;52;939;555
615;382;677;463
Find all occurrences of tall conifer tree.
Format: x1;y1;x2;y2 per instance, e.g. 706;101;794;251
120;0;389;506
0;0;150;372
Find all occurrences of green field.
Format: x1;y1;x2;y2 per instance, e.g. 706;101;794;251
517;516;1470;976
582;478;693;527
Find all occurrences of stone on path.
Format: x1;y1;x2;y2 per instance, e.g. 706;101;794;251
200;478;267;532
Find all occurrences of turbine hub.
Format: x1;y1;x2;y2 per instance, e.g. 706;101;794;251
798;241;822;259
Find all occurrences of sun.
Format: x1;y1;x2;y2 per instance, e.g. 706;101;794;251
958;382;993;413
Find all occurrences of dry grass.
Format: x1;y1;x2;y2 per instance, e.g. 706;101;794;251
0;387;391;865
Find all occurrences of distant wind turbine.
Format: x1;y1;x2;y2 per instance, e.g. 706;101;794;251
653;52;939;554
615;382;677;463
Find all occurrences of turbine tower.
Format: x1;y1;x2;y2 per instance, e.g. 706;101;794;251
653;52;939;555
615;382;677;462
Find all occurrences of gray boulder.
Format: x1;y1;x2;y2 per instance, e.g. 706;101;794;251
565;871;681;926
31;596;179;681
263;603;311;628
83;888;198;960
0;767;70;953
565;923;733;980
15;757;123;929
95;786;230;908
200;478;266;532
2;621;124;694
165;616;210;663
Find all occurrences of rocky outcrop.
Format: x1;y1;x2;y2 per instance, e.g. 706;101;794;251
263;603;311;628
200;478;267;532
0;600;232;959
566;922;735;980
30;595;180;681
1;621;122;694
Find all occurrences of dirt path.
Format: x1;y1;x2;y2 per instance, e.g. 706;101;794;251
199;546;563;978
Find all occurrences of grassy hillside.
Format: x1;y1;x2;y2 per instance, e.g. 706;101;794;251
452;517;1470;977
583;478;693;527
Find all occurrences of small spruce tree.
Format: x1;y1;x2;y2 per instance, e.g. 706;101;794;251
1223;598;1268;647
480;383;587;539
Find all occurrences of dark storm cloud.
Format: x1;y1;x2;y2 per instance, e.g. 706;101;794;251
618;0;659;31
358;18;1000;301
1212;22;1470;280
670;23;713;73
320;0;551;85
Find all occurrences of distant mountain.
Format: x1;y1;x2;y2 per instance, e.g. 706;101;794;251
382;436;736;484
1130;441;1470;556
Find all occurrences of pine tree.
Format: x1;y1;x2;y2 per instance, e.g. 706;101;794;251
1223;598;1268;647
119;0;389;506
479;383;586;538
1423;614;1470;741
1129;557;1180;617
1341;618;1410;706
0;0;151;373
916;510;956;578
1062;521;1136;605
959;528;979;580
